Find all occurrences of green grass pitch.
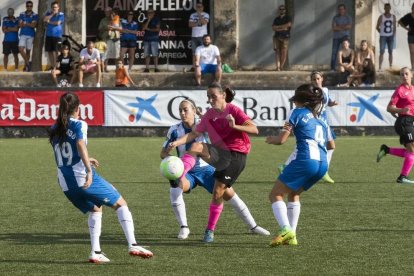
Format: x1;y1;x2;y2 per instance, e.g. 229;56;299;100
1;137;414;275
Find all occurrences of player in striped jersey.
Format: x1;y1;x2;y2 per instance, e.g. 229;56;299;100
161;98;269;240
48;92;153;263
266;84;328;246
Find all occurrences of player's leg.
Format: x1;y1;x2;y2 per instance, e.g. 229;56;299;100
223;187;270;236
285;192;300;246
398;142;414;184
322;129;335;183
179;142;210;181
203;180;226;243
87;205;110;263
170;175;193;239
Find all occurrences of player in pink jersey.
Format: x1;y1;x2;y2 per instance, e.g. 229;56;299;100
377;67;414;184
168;83;259;243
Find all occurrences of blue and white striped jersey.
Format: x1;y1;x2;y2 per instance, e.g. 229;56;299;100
51;118;88;191
286;107;328;162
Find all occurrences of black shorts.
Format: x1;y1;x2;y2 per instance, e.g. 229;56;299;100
121;40;137;49
394;115;414;145
45;36;62;52
207;144;247;187
3;41;18;55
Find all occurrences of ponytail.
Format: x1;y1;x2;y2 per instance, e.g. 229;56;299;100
207;82;236;103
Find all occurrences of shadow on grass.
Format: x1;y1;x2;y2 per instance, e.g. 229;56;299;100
0;259;128;265
324;228;414;232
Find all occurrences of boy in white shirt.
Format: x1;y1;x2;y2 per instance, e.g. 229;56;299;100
78;41;101;87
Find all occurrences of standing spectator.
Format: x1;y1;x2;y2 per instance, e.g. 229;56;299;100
78;41;101;88
98;7;120;72
115;60;135;87
142;8;160;73
336;39;354;73
51;45;75;87
43;1;64;70
398;4;414;70
94;36;107;73
189;2;209;70
2;8;19;71
18;1;38;72
272;5;292;71
194;34;222;86
355;40;375;71
331;4;352;71
376;3;396;71
120;11;139;71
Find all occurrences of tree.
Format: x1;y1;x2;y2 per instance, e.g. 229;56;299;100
31;0;49;71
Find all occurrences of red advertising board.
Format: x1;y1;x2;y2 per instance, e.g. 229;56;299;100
0;91;104;126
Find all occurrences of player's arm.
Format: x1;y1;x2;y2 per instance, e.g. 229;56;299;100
387;104;409;114
376;15;381;33
227;116;259;135
169;130;201;149
393;15;396;36
76;139;93;188
265;122;292;145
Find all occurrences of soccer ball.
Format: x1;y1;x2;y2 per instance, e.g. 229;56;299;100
160;156;184;180
58;79;69;87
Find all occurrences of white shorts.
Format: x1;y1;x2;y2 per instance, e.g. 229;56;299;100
19;35;34;50
106;39;120;59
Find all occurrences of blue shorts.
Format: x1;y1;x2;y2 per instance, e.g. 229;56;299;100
121;40;137;49
201;64;218;75
63;170;121;214
143;41;159;57
185;164;215;194
379;36;394;54
278;159;328;192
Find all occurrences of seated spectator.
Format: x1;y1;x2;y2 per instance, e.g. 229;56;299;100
78;41;101;87
336;39;355;73
115;60;135;87
94;36;107;72
355;40;375;71
194;34;222;86
51;45;75;86
341;58;376;87
2;8;20;71
142;8;160;72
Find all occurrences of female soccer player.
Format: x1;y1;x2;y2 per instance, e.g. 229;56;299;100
266;84;328;246
168;83;259;243
377;67;414;184
161;98;269;240
48;92;153;263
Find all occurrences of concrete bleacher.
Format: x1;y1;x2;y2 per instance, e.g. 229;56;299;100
0;70;401;89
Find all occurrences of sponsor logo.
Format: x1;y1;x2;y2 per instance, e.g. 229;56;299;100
127;94;161;123
347;93;383;123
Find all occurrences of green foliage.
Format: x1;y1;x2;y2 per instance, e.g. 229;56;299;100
1;137;414;275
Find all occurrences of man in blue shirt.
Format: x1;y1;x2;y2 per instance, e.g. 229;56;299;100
331;4;352;71
18;1;38;72
2;8;19;71
142;8;160;72
43;1;64;70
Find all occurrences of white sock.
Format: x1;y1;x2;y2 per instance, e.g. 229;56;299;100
116;205;137;247
228;193;256;229
271;201;290;228
327;149;334;166
88;212;102;252
287;201;301;233
170;187;188;227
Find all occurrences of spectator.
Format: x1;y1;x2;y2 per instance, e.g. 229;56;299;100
342;58;376;87
98;7;120;72
120;11;139;71
272;5;292;71
194;34;222;86
2;8;19;71
43;1;64;70
142;8;160;73
331;4;352;71
355;40;375;71
78;41;101;88
94;36;107;72
189;2;209;70
376;3;396;71
18;1;38;72
336;39;354;73
51;45;75;87
398;3;414;70
115;60;135;87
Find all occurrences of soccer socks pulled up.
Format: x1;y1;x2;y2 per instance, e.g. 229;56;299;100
389;148;406;158
179;153;196;180
228;194;256;229
401;151;414;176
88;212;102;252
116;205;137;247
170;187;188;227
206;202;223;231
271;201;290;229
287;201;301;233
327;149;334;166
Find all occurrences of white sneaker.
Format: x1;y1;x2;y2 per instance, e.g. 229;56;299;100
128;245;153;258
79;83;84;87
96;83;101;87
57;83;62;87
177;227;190;240
67;83;71;87
249;225;270;236
88;251;110;263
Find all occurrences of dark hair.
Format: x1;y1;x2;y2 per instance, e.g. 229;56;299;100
26;1;33;5
202;34;211;40
208;82;235;103
48;93;80;146
51;1;59;7
338;4;346;9
290;84;324;117
384;3;391;7
310;70;324;79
